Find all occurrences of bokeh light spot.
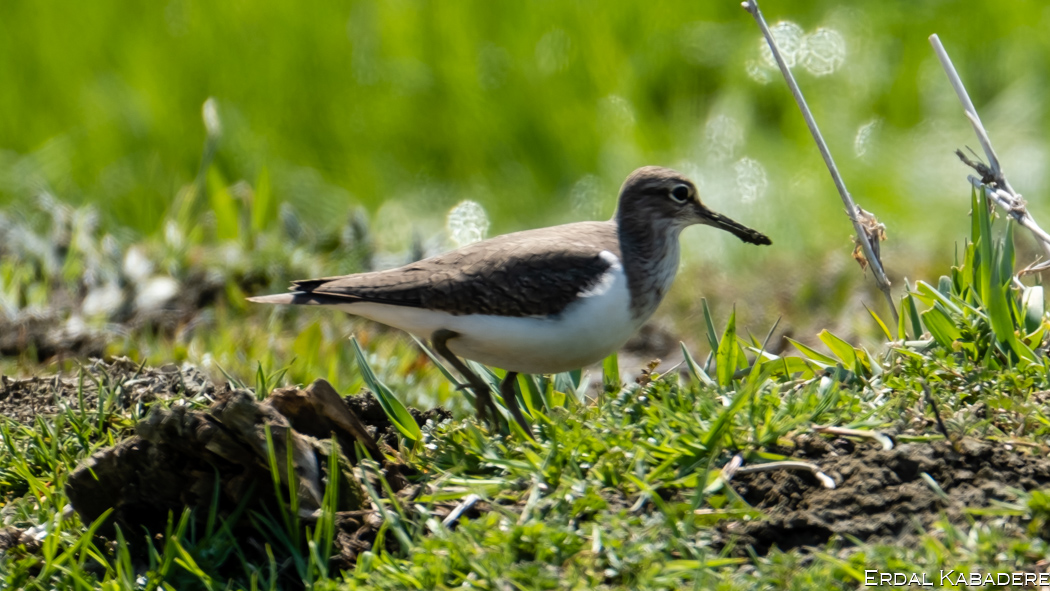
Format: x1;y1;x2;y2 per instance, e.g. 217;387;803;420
734;157;768;203
705;115;744;163
447;200;490;247
746;59;772;84
854;119;881;158
801;28;846;76
570;174;603;219
536;29;573;75
759;21;805;68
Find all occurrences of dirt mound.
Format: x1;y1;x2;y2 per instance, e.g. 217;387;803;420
59;372;463;575
719;436;1050;554
67;382;372;534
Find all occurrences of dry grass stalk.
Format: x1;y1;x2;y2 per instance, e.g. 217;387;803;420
742;0;898;324
930;34;1050;262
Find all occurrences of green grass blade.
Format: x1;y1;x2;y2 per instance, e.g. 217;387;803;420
351;336;422;442
1023;285;1044;334
1000;219;1016;287
921;306;962;349
904;292;923;341
817;329;858;370
410;335;476;405
680;343;715;387
206;167;240;242
518;373;545;416
757;351;816;378
897;295;909;340
602;352;621;393
251;166;273;235
715;307;737;388
702;383;751;449
701;297;719;353
864;303;893;341
914;280;962;316
785;337;836;366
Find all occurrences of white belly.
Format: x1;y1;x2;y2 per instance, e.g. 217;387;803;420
334;263;639;374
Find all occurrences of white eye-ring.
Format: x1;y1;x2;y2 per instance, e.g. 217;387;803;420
669;184;691;203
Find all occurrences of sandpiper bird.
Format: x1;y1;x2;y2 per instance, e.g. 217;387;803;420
249;166;771;434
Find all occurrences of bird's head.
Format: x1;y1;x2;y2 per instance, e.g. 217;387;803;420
615;166;772;245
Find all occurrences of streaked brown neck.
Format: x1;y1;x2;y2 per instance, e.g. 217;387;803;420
615;209;683;321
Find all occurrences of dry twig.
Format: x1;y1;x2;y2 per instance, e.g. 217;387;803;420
718;453;835;489
812;424;894;450
442;493;480;528
929;34;1050;261
734;461;836;489
742;0;898;324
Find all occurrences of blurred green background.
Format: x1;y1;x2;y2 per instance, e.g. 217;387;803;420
2;0;1049;394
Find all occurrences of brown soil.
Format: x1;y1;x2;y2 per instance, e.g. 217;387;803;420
344;389;452;448
718;435;1050;555
0;357;214;423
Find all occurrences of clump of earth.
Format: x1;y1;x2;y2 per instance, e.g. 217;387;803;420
716;434;1050;555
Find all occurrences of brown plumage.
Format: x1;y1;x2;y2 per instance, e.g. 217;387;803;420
286;222;619;318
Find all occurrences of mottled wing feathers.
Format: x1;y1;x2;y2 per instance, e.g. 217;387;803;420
292;221;620;317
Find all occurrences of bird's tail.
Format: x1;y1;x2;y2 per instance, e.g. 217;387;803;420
247;292;327;305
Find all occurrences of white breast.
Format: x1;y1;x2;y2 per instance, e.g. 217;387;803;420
334;251;640;374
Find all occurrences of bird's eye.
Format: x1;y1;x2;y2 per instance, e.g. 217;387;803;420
669;184;691;203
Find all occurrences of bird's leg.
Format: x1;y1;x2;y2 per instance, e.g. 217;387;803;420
498;372;533;439
431;329;501;430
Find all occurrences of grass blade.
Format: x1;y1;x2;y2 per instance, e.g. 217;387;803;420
602;352;621;393
864;303;893;341
681;343;715;387
785;337;836;366
817;330;858;371
351;336;422;442
715;307;738;388
701;297;719;353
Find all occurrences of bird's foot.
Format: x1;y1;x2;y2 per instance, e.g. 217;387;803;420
454;381;501;431
471;386;502;432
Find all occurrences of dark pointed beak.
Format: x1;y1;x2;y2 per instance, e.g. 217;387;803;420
696;203;772;245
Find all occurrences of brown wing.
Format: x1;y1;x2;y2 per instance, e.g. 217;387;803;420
291;221;620;317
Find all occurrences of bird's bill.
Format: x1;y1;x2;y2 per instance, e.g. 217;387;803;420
696;205;772;245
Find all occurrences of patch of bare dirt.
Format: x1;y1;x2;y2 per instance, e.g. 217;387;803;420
718;436;1050;554
67;382;371;535
0;357;213;423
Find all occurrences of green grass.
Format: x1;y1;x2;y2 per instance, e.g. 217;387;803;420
5;1;1050;588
